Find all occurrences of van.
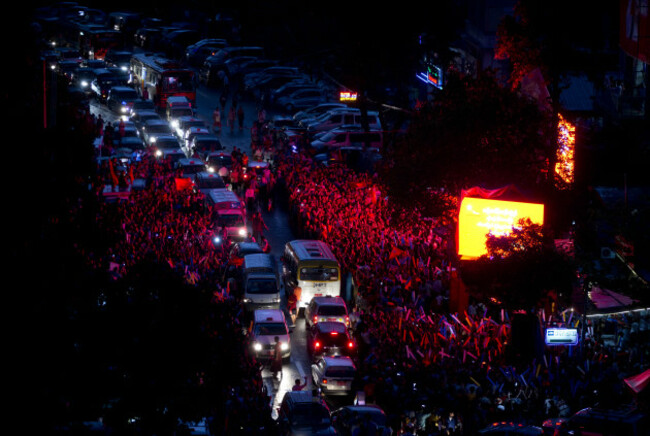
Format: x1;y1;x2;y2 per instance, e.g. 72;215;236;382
282;240;341;309
305;110;382;135
251;309;291;360
310;127;383;151
242;253;281;312
205;188;247;240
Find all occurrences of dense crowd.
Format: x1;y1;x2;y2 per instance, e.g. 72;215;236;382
60;98;650;435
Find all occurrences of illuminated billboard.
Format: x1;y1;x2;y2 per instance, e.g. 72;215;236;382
458;197;544;259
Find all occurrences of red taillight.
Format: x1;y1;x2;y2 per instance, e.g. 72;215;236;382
345;316;350;324
330;331;338;336
322;378;327;384
313;316;318;324
347;341;354;348
314;341;321;349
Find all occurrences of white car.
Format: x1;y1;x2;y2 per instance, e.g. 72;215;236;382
311;355;356;396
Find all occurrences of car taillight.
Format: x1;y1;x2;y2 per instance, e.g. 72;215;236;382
347;341;354;348
330;331;338;336
322;378;327;384
314;341;321;349
313;316;318;324
345;316;350;325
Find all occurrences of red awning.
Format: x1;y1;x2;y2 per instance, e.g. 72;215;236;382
624;368;650;395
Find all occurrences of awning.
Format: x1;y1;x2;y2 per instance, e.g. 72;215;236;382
624;368;650;395
588;286;638;309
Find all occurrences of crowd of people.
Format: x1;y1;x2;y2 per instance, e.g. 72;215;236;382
62;91;650;435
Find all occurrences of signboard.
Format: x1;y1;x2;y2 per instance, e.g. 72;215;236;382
545;328;578;346
458;197;544;259
416;63;444;89
339;91;358;102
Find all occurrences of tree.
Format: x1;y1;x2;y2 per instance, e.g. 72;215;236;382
461;219;574;311
382;68;555;217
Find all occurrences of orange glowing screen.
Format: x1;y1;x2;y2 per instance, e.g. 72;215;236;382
458;197;544;259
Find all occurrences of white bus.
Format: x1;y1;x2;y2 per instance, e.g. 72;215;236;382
282;240;341;309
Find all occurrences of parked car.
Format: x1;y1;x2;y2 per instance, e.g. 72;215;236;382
292;103;349;122
311;356;356;396
276;88;330;113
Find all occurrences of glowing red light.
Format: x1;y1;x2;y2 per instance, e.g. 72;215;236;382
314;341;321;348
347;341;354;348
330;331;338;336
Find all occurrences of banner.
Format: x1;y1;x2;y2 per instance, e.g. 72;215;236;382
620;0;650;63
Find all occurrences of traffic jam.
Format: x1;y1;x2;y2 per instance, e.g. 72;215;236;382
36;3;397;435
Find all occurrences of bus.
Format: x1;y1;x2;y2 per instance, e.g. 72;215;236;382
130;53;196;110
77;25;122;60
282;240;341;309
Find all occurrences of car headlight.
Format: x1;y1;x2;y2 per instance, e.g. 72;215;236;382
242;298;251;303
273;296;281;303
150;137;156;143
121;66;128;72
253;342;262;352
81;80;88;87
238;228;246;236
171;120;179;129
207;166;215;173
280;342;289;351
155;150;162;157
121;106;128;113
213;236;221;244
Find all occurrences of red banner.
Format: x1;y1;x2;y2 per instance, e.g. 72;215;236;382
620;0;650;63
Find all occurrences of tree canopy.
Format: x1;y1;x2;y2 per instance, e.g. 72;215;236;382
382;69;555;217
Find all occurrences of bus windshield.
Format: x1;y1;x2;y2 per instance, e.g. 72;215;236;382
162;72;194;93
300;267;339;281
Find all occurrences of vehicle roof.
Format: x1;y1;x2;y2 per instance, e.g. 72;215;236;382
178;157;205;166
283;390;320;405
254;309;285;323
144;119;170;126
287;239;337;262
322;355;355;367
235;241;263;252
207;188;241;204
336;405;385;414
243;253;275;271
312;296;346;306
109;86;137;92
193;134;220;142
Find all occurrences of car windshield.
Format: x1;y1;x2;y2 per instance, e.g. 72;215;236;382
155;139;180;148
325;366;355;378
181;164;204;175
113;89;138;100
219;214;244;227
300;267;339;281
247;279;278;294
255;323;286;336
194;139;221;152
196;176;224;189
171;107;194;118
318;305;346;316
209;155;232;167
147;125;172;134
291;404;331;429
183;120;207;130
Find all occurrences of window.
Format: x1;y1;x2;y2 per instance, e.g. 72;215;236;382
247;279;278;294
255;322;287;336
300;267;339;281
325;366;355;378
317;305;346;316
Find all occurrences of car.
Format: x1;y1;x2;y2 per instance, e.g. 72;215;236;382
222;55;259;79
277;391;337;436
56;59;82;83
185;39;228;68
113;136;147;160
174;116;208;139
81;59;107;69
270;80;319;103
200;46;265;85
168;106;196;131
229;58;279;82
71;67;98;94
141;119;174;147
192;171;225;194
250;309;291;361
204;151;233;176
311;356;356;396
331;405;392;436
149;134;182;153
127;99;156;117
183;126;211;150
311;127;383;152
276;88;330;113
156;147;186;165
134;27;162;49
161;29;201;59
228;241;264;268
307;321;357;362
104;49;133;72
130;109;162;130
296;105;354;126
187;134;222;158
106;86;140;115
305;296;350;329
243;66;303;89
91;72;128;102
176;157;207;177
